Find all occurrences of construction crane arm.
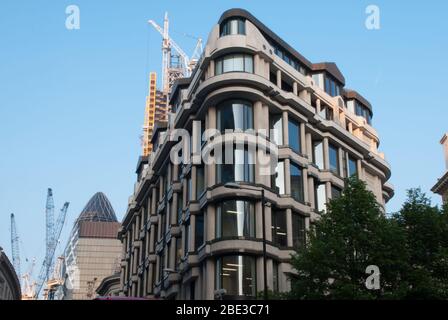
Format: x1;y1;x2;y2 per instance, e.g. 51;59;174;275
148;20;190;66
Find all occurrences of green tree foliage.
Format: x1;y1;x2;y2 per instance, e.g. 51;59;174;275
392;189;448;299
289;178;448;300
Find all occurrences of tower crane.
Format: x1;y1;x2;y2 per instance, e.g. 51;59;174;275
148;12;203;94
10;213;21;282
35;189;69;297
22;258;37;300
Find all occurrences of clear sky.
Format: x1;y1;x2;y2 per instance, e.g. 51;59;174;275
1;0;447;277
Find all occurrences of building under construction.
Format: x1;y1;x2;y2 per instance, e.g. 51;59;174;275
60;192;122;300
142;72;168;156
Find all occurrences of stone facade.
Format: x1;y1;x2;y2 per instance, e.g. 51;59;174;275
118;9;393;300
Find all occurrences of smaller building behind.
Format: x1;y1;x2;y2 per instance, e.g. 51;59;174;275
0;247;21;300
432;133;448;203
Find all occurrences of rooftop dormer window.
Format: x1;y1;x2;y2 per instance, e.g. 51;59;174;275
219;17;246;37
354;101;372;125
324;74;341;97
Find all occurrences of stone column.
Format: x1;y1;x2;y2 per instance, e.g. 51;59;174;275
308;177;315;209
276;69;282;88
306;132;313;159
205;259;215;300
282;111;289;147
190;214;196;253
303;168;309;204
284;159;291;195
206;205;215;241
286;209;293;247
264;203;272;242
323;137;330;170
300;122;306;155
293;82;298;95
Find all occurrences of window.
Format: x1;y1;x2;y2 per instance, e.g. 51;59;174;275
217;147;255;184
331;185;342;199
290;163;304;203
329;144;339;175
269;114;283;145
196;165;205;197
292;213;306;249
216;200;255;238
324;75;341;97
175;237;182;269
187;174;193;202
348;156;358;177
315;181;327;213
215;54;253;75
158;250;165;281
217;100;253;133
273;262;279;292
216;255;256;297
184;219;191;255
220;17;246;36
195;213;204;250
288;119;301;153
272;210;287;247
271;161;285;195
177;193;183;223
313;140;324;169
355;101;372;125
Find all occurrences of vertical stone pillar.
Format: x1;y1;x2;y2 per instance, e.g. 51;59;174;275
323;137;330;170
303;168;309;204
206;205;215;241
205;259;215;300
306;133;313;160
300;122;306;155
308;177;315;209
284;159;291;195
286;208;293;247
276;69;282;88
293;81;298;95
282;111;289;147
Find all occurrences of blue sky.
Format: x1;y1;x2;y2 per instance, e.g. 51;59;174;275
1;0;447;276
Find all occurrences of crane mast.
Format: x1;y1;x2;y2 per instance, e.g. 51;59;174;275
148;12;203;95
35;189;69;297
10;213;21;282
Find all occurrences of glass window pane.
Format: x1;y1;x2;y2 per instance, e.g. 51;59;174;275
230;19;238;35
217;200;254;238
288;119;301;153
195;214;204;250
315;183;326;212
329;144;339;175
215;59;222;75
272;161;285;194
313;141;324;169
233;54;244;71
238;19;246;34
218;255;256;297
348;156;358;177
290;163;304;202
272;210;287;247
223;55;234;73
292;213;306;249
270;114;283;145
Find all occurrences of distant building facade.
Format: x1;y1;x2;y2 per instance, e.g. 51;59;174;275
0;247;21;300
61;192;122;300
432;133;448;203
95;273;121;297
